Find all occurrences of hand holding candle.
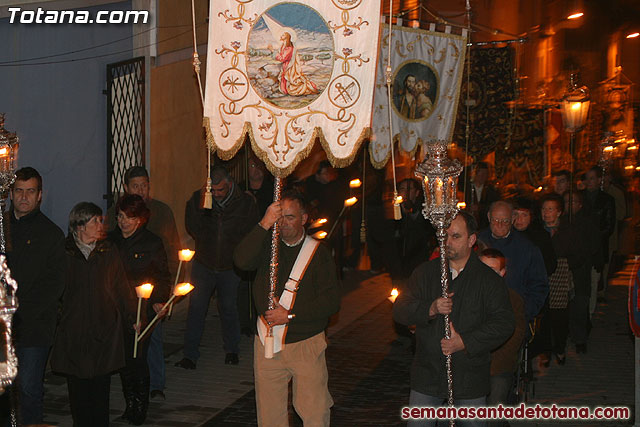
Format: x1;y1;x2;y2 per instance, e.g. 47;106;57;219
138;282;194;342
134;283;154;358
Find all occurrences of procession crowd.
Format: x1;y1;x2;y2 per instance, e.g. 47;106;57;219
0;154;633;427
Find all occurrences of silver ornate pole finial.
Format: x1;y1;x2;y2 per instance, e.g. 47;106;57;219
415;140;463;426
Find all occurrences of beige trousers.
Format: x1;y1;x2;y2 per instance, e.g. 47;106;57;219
254;332;333;427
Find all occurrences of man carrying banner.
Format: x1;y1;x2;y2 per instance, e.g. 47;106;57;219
234;190;340;426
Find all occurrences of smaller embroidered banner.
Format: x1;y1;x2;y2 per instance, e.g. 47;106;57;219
369;25;467;168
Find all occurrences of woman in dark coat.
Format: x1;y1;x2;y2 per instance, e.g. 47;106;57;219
51;202;136;427
109;194;171;425
540;194;581;365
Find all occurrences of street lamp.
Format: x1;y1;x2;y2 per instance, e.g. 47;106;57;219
414;139;462;425
560;74;590;219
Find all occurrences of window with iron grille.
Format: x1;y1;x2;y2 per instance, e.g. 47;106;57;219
106;56;145;207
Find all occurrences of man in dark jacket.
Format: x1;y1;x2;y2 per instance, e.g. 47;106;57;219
5;167;65;425
393;211;514;424
175;167;258;368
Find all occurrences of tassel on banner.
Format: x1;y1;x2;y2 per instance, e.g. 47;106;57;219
203;177;213;209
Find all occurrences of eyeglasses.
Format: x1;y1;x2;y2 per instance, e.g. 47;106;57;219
490;218;512;225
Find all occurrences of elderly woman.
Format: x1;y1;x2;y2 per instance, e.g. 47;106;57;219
540;194;581;365
109;194;170;425
51;202;136;427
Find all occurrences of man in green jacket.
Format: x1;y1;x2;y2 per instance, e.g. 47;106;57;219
393;210;514;426
234;190;340;426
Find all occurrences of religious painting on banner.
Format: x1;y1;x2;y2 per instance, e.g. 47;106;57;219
369;24;467;168
204;0;381;176
452;47;515;161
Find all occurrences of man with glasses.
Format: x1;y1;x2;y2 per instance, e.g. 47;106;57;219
478;201;548;322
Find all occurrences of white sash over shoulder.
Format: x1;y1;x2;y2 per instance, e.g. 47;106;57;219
257;235;320;355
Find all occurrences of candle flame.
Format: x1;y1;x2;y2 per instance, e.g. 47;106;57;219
178;249;195;262
628;145;638;151
457;202;466;209
174;282;194;296
136;283;154;299
625;165;634;170
395;195;403;204
310;218;328;229
627;32;640;39
571;102;581;111
344;197;357;207
0;148;8;156
567;12;583;19
603;146;614;152
312;231;327;240
388;288;399;303
349;179;362;188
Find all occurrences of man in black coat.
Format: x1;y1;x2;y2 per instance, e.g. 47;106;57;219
5;167;65;425
175;167;258;368
393;211;514;424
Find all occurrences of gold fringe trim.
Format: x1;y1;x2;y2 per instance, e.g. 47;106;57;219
203;117;370;178
318;126;370;170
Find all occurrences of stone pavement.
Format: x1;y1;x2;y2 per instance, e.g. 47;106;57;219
38;257;638;426
510;257;638;427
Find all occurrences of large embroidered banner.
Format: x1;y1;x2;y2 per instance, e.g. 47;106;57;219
204;0;381;176
452;47;515;160
369;24;467;168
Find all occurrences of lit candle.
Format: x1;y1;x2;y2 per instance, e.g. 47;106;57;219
135;283;154;299
174;282;195;296
309;218;328;229
344;197;358;207
178;249;195;262
435;178;443;206
349;179;362;188
388;288;399;303
134;283;154;358
168;250;196;317
312;231;327;240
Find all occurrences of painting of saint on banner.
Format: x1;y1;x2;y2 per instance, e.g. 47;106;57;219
248;3;334;110
392;61;438;121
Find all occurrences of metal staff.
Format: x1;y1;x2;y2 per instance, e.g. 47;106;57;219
265;177;283;359
415;140;463;427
